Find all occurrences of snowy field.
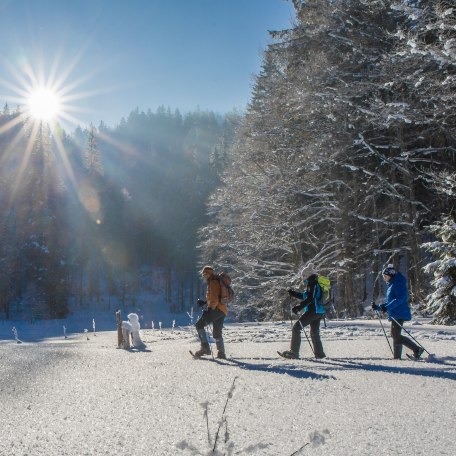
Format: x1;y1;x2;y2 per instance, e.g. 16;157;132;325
1;318;455;456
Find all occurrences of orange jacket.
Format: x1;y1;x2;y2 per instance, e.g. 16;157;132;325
206;274;227;315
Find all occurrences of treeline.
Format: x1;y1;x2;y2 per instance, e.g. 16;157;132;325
0;105;240;320
199;0;456;323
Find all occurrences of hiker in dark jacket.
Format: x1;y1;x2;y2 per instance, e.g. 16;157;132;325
280;273;326;359
372;265;424;360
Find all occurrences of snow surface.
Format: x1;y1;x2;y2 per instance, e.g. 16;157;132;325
1;317;455;455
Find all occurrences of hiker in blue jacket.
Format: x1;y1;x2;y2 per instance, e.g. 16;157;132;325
372;265;424;360
280;273;326;359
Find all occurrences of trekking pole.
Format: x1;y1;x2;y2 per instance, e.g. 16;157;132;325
288;298;294;331
371;270;394;356
206;326;215;360
375;310;394;356
298;317;315;357
389;316;431;356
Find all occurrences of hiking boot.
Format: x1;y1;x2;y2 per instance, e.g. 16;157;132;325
413;347;424;360
279;350;299;359
194;344;211;357
217;351;226;359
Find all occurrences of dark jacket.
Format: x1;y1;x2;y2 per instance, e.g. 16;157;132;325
293;278;324;315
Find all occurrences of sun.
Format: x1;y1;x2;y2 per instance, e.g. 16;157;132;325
27;88;61;122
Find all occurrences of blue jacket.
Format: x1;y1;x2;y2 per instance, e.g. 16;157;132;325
296;283;325;315
384;272;411;321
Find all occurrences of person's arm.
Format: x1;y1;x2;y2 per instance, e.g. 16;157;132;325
288;289;304;299
292;290;312;314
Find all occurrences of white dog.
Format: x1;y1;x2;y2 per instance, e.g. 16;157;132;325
123;313;146;350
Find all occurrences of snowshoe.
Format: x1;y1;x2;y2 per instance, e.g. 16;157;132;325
192;344;211;358
406;347;425;361
277;350;299;359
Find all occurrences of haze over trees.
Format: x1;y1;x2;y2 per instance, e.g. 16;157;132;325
0;105;239;320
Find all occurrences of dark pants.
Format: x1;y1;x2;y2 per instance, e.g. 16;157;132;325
390;319;420;359
291;310;325;358
195;308;225;349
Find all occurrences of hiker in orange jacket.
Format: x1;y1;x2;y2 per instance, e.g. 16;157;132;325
193;265;227;359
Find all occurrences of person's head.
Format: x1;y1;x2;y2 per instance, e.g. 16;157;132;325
201;265;214;280
382;264;396;282
303;273;318;285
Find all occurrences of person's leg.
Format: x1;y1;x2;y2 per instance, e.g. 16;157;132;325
390;319;403;359
290;311;317;357
211;309;226;358
310;316;326;358
194;310;211;356
290;320;302;356
392;319;422;356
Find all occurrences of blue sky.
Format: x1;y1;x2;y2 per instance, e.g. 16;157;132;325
0;0;295;129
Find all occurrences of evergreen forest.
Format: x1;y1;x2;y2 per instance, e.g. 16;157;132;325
200;0;456;324
0;105;240;320
1;0;455;324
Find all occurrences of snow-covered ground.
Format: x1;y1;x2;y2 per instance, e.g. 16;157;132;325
1;318;455;455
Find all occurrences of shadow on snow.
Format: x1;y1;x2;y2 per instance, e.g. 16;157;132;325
306;357;456;381
215;357;337;381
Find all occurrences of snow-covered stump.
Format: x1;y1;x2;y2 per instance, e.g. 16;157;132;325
115;309;123;348
121;321;132;349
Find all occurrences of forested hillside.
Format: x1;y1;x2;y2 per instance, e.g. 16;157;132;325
1;0;455;325
199;0;456;323
0;106;240;320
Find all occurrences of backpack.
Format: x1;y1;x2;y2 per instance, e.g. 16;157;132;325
218;272;235;304
317;275;331;310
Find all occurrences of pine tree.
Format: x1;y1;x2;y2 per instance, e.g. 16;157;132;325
10;120;69;319
84;124;103;176
422;215;456;324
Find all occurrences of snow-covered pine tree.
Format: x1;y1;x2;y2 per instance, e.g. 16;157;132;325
200;0;456;321
422;214;456;324
84;124;103;176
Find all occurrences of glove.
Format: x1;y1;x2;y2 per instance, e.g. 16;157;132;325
371;301;379;311
288;289;301;299
197;299;207;307
380;304;387;313
292;302;305;314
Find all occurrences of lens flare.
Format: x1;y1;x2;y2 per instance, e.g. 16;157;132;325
27;88;61;121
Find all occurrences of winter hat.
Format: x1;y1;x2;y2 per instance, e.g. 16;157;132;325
382;264;396;277
304;273;318;284
201;265;214;275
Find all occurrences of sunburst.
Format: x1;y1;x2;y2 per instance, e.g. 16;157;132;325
0;53;95;202
27;87;62;122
